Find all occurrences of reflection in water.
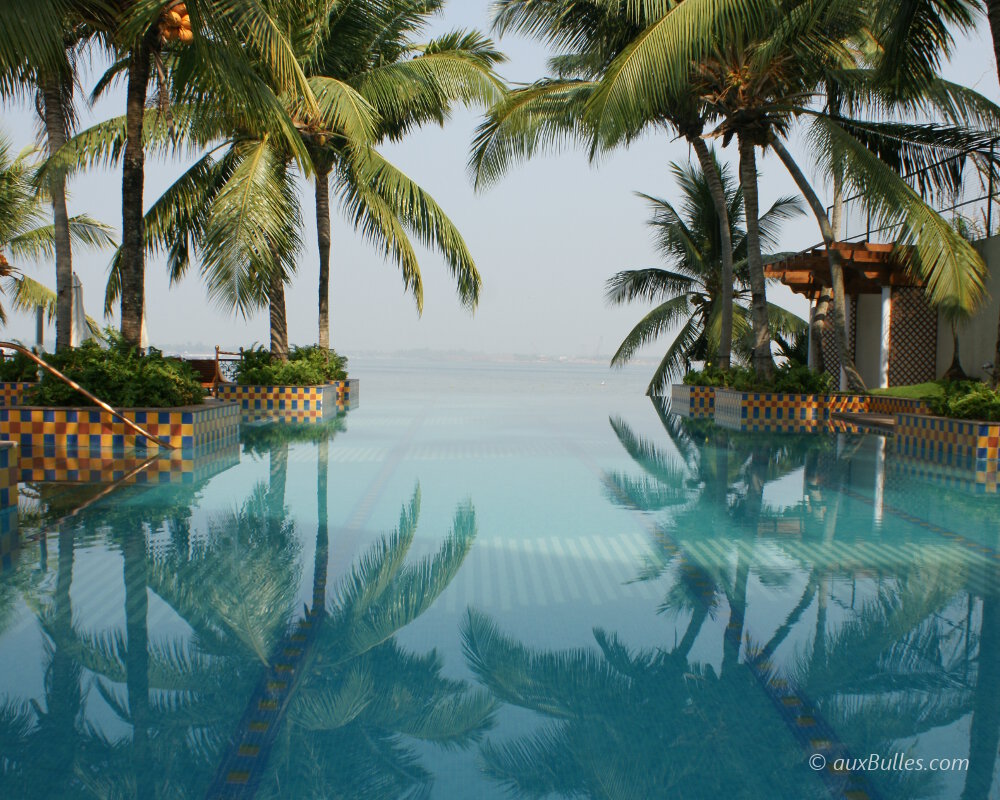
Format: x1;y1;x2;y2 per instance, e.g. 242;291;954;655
0;421;489;799
546;399;1000;800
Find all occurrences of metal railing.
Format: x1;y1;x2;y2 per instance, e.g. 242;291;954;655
0;342;175;451
831;137;1000;244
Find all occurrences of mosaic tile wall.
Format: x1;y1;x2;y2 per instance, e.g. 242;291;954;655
867;395;931;416
0;505;18;572
888;287;938;386
16;439;241;485
0;401;240;454
216;383;342;413
0;382;36;407
895;413;999;492
714;389;831;432
0;442;17;510
670;385;715;418
332;379;359;403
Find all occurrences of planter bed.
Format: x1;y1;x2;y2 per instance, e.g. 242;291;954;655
670;385;715;418
217;381;357;414
0;382;37;407
894;413;999;489
0;401;240;454
15;437;240;486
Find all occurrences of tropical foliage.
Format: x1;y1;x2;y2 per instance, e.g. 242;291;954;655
235;345;348;386
27;331;204;407
684;362;834;393
606;155;806;395
0;132;114;327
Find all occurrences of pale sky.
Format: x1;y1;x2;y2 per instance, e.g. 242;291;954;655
2;2;998;358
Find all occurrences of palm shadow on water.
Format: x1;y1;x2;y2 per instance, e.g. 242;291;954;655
457;401;1000;800
0;421;493;799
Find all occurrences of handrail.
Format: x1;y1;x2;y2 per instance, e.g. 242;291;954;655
0;341;176;451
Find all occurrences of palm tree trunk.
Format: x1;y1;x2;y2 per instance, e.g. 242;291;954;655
737;135;775;379
690;136;736;370
768;136;866;391
315;166;332;350
268;441;289;521
312;437;329;617
269;270;289;361
120;41;152;348
988;0;1000;85
41;74;73;352
123;530;153;800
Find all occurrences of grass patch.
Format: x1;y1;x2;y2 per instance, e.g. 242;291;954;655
867;382;945;400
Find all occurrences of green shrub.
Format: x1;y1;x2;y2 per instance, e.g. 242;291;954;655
27;333;204;408
235;346;348;386
0;350;40;382
927;380;1000;421
683;363;833;394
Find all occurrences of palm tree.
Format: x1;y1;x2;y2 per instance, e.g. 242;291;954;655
0;133;114;329
473;0;743;370
95;0;503;360
583;0;1000;388
606;155;805;394
297;0;506;349
75;0;331;347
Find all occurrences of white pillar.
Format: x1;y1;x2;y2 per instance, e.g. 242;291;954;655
879;287;892;388
873;435;886;527
807;298;817;369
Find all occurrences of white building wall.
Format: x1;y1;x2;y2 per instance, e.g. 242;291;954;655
855;294;884;388
936;235;1000;380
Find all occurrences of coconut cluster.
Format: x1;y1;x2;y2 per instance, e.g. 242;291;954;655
160;3;193;43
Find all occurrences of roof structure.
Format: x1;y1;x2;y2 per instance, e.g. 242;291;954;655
764;242;924;297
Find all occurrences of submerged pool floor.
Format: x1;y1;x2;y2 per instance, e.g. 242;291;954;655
0;362;997;800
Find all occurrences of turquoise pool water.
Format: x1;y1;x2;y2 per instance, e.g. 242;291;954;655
0;359;998;800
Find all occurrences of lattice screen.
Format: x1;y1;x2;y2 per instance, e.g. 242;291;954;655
888;287;938;385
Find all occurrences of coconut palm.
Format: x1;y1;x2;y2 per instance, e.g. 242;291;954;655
63;0;334;347
0;133;114;329
94;1;503;360
297;0;506;349
607;155;806;394
583;0;1000;388
474;0;743;370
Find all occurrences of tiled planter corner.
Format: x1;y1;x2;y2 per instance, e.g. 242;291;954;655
714;388;830;432
894;413;1000;492
869;396;930;416
217;381;357;419
0;382;37;407
0;401;240;454
670;385;715;418
15;437;241;486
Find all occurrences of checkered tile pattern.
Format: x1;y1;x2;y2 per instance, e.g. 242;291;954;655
888;288;938;386
16;439;240;485
714;389;831;432
217;383;341;413
0;402;240;454
895;414;1000;490
670;385;715;418
890;456;999;495
826;394;869;414
0;382;36;407
331;379;358;403
0;442;17;510
867;396;931;416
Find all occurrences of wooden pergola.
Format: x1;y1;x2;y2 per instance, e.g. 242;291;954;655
764;241;923;297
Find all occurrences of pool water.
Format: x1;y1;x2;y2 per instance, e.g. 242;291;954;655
0;359;998;800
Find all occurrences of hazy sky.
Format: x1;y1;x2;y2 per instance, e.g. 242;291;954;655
2;2;998;358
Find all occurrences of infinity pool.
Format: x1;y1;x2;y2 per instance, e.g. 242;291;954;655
0;360;997;800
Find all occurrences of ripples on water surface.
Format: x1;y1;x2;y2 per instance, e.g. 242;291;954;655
0;358;998;800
